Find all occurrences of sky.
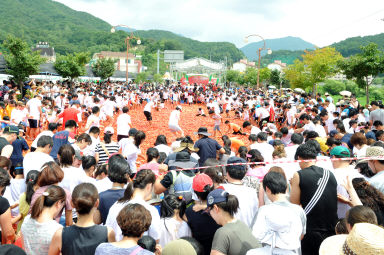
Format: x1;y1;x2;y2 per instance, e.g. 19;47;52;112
55;0;384;48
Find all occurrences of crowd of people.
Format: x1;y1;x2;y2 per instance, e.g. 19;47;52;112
0;79;383;255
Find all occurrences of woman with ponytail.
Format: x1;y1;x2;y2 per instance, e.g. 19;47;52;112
207;189;261;255
159;194;191;247
95;127;119;166
122;131;146;174
49;183;115;255
16;170;39;232
21;185;66;255
105;169;161;243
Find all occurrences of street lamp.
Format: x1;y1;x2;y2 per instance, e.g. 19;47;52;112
111;25;141;84
244;34;272;89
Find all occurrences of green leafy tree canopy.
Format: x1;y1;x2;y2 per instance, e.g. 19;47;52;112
92;58;116;80
54;52;90;82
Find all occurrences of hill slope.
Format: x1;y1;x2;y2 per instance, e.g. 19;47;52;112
241;36;316;61
331;33;384;57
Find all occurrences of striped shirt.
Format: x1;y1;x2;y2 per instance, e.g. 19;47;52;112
95;142;119;165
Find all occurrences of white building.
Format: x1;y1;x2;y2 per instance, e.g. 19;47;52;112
92;51;146;74
329;73;373;83
267;60;287;72
232;59;256;72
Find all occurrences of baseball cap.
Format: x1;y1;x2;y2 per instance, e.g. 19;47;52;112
104;126;114;134
176;105;182;111
226;156;247;173
207;189;229;207
329;130;339;138
192;174;213;192
3;125;19;135
330;146;350;157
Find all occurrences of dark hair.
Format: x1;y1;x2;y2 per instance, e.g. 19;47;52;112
37;161;64;187
226;162;247;180
355;162;374;178
194;183;214;201
203;159;225;183
352;178;384;214
350;132;367;146
247;149;264;167
117;203;152;237
248;134;257;142
48;123;58;132
119;169;155;203
146;147;159;162
0;168;10;188
122;106;129;114
94;164;108;178
160;194;186;220
306;140;321;154
214;194;239;217
157;152;167;164
263;171;287;194
243;121;251;128
82;156;96;172
305;131;319;141
108;154;130;184
335;218;348;234
138;236;156;252
326;137;342;147
72;183;98;215
64;120;77;128
346;205;378;228
77;133;92;144
180;237;204;255
134;131;146;147
274;131;283;139
31;185;66;219
103;133;112;144
37;135;53;148
0;156;11;170
280;127;288;135
58;144;75;166
89;126;100;135
25;170;39;204
257;132;268;141
154;135;167;146
238;146;248;160
92;106;100;114
295;143;317;160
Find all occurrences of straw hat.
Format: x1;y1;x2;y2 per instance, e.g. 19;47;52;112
319;223;384;255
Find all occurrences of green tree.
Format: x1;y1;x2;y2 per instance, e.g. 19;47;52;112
135;72;148;83
259;67;271;86
269;69;281;86
153;73;163;83
54;52;90;84
226;70;241;84
2;35;44;92
285;48;343;95
338;43;384;104
92;58;116;80
244;67;258;86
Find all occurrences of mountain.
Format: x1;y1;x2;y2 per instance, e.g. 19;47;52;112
241;36;316;61
0;0;243;65
115;26;136;33
331;33;384;57
261;50;306;66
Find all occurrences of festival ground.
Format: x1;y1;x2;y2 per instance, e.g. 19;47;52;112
81;102;250;165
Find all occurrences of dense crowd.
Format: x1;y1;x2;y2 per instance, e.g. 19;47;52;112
0;79;383;255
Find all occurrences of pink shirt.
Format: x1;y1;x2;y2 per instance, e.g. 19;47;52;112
246;167;268;181
138;162;160;176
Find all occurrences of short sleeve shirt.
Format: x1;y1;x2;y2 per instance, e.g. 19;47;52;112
194;137;222;165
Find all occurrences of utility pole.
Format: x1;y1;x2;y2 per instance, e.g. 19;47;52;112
157;49;160;74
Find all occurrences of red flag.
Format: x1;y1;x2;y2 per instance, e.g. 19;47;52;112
269;106;275;122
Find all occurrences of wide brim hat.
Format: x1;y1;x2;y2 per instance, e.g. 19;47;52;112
319;223;384;255
359;146;384;163
173;142;199;153
194;127;211;136
168;160;197;169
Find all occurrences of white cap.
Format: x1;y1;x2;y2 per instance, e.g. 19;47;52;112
104;126;114;134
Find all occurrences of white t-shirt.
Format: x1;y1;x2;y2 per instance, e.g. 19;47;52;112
23;151;55;180
104;100;117;117
3;178;25;216
155;144;172;156
11;108;27;125
27;98;42;119
117;114;131;136
221;183;259;228
250;142;274;163
251;126;261;136
122;143;141;173
105;197;161;241
59;166;88;193
31;130;54;149
144;102;154;112
159;217;191;248
303;122;316;132
94;177;113;194
168;110;180;126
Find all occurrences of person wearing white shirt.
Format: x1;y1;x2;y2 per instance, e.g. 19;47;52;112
83;126;100;157
143;101;154;124
31;123;57;151
84;106;101;133
116;106;132;141
168;106;184;137
10;102;27;126
250;132;274;163
23;135;55;181
105;169;161;242
27;95;42;139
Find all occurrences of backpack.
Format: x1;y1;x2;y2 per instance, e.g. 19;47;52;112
169;170;195;203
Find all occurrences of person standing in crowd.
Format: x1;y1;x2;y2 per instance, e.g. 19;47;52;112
23;136;54;178
364;146;384;194
249;132;274;163
122;130;146;174
54;101;81;131
168;105;184;138
0;167;15;244
49;120;77;161
143;100;154;125
290;142;338;255
0;125;19;158
26;94;42;140
94;127;119;166
31;123;58;152
208;189;261;255
49;183;115;255
116;106;132;142
194;127;225;166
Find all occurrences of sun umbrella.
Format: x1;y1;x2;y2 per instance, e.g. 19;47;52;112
294;88;304;93
339;91;352;97
268;85;276;89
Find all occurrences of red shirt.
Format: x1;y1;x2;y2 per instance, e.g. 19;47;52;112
57;107;79;130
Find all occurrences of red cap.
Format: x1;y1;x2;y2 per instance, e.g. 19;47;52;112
192;173;213;192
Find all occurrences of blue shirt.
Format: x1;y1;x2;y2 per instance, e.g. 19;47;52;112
50;130;70;159
10;138;29;165
98;189;125;225
194;137;222;165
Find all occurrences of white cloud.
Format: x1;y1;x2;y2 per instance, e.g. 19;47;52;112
55;0;384;47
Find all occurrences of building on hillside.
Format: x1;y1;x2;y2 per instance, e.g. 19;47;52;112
91;51;146;74
267;60;287;72
232;59;256;72
32;42;56;63
329;73;373;84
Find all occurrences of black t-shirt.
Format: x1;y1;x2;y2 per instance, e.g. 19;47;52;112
298;165;338;232
185;205;220;255
0;196;10;215
98;189;125;224
0;137;9;155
